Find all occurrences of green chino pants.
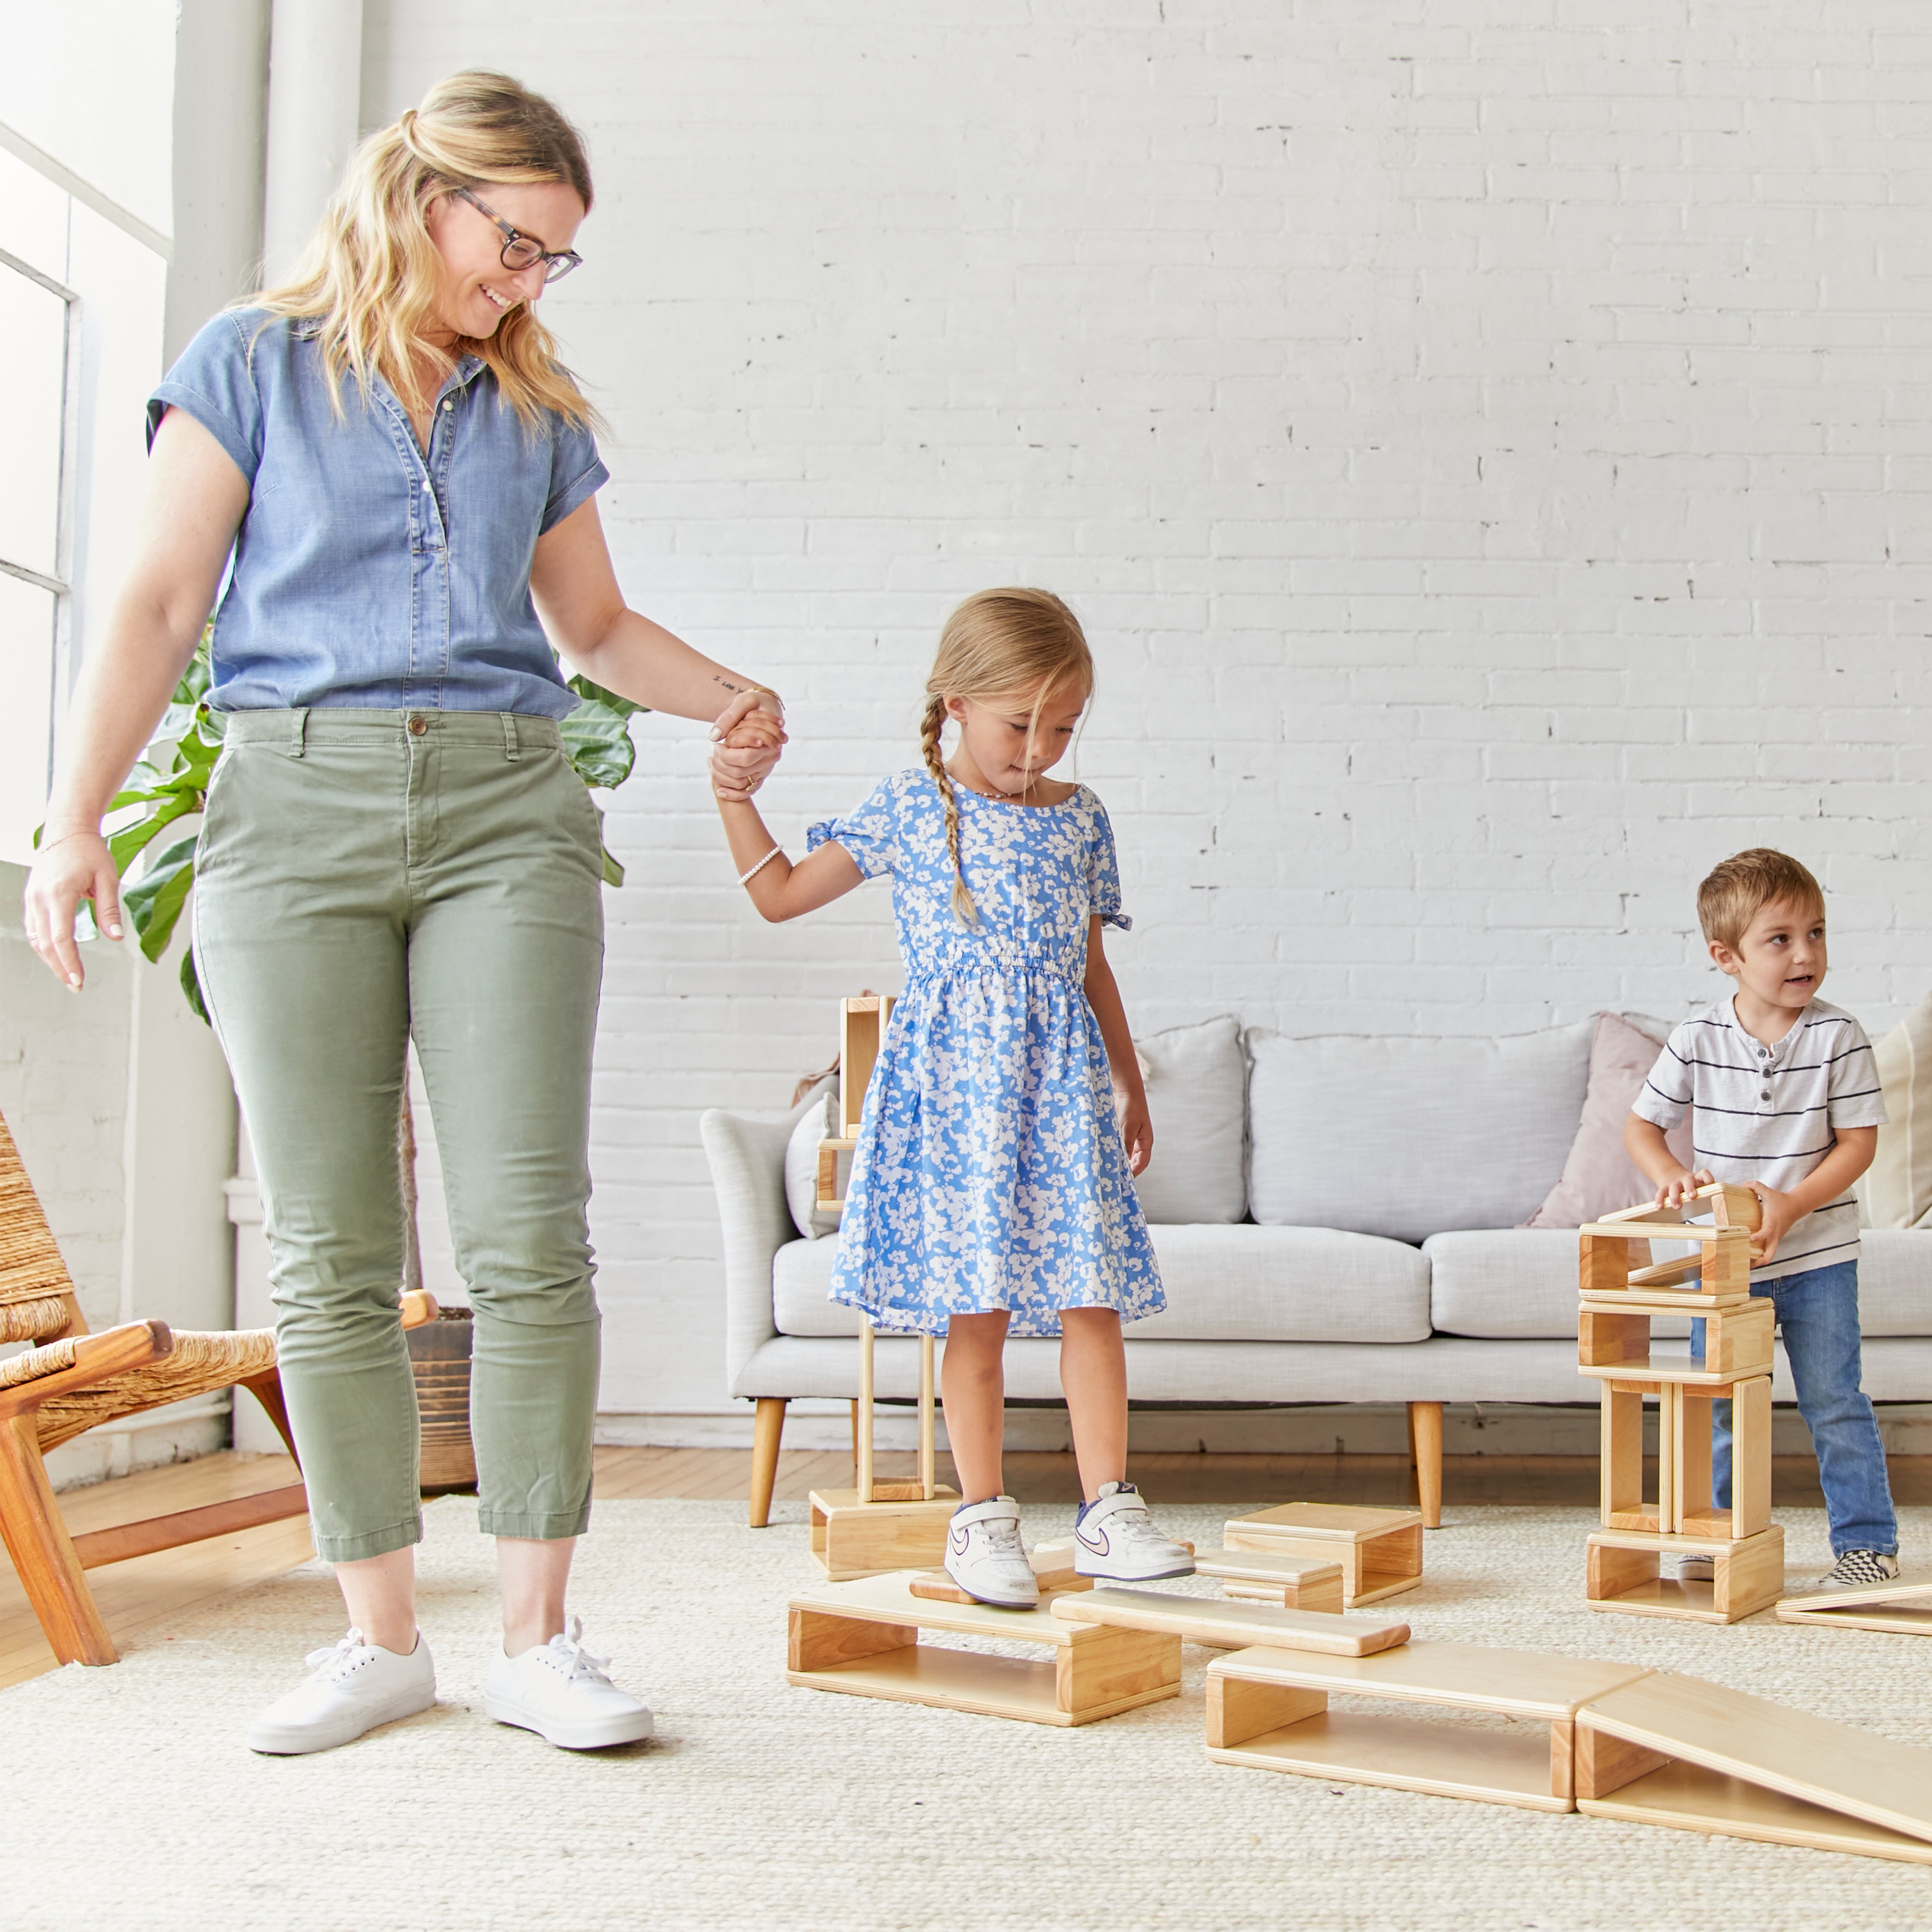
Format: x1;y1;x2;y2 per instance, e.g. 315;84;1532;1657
194;709;604;1562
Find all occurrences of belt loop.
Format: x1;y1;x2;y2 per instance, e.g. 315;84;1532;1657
501;712;521;762
290;709;308;759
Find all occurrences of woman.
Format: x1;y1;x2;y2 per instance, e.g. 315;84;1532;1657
23;71;783;1756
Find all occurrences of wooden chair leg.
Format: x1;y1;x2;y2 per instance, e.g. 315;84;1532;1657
749;1397;787;1528
1408;1401;1443;1529
0;1411;116;1666
236;1369;301;1465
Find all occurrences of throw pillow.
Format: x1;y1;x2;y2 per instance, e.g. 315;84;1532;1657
783;1087;842;1239
1128;1016;1249;1224
1863;989;1932;1229
1522;1012;1695;1228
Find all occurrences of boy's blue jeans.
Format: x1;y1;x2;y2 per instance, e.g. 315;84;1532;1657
1693;1260;1897;1558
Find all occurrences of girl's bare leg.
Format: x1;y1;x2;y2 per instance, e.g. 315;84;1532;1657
941;1311;1010;1501
1059;1307;1129;1504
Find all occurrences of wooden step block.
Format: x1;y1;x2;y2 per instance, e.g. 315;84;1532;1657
1579;1298;1772;1383
807;1488;959;1583
1050;1586;1408;1657
1777;1573;1932;1636
787;1572;1180;1727
1576;1670;1932;1853
908;1543;1093;1605
1222;1502;1424;1606
1586;1526;1785;1625
1196;1547;1346;1614
1206;1639;1656;1814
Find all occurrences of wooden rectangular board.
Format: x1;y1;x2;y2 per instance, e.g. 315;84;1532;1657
1219;1575;1346;1615
1577;1350;1771;1389
1776;1601;1932;1637
1776;1572;1932;1616
1577;1671;1932;1847
793;1572;1074;1644
1193;1547;1345;1590
1050;1586;1408;1657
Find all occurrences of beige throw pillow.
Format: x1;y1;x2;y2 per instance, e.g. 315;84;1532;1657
1863;991;1932;1229
1522;1013;1695;1229
783;1087;842;1239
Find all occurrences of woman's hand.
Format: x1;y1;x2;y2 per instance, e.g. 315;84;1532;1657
710;689;785;798
24;830;124;991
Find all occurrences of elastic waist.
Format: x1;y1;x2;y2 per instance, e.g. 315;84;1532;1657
221;708;564;754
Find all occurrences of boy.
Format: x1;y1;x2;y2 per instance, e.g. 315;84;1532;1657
1624;847;1898;1589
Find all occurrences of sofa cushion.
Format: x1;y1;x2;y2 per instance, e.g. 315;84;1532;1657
1247;1020;1594;1243
783;1085;841;1239
1131;1016;1248;1225
1865;991;1932;1229
1856;1230;1932;1336
771;1223;1431;1344
1424;1228;1691;1340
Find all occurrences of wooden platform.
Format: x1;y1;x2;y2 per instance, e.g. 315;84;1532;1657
1586;1525;1786;1624
1050;1585;1409;1656
1777;1573;1932;1636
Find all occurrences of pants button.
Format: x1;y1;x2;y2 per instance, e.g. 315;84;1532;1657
407;714;427;736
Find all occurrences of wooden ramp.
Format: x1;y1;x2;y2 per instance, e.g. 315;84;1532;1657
1777;1573;1932;1637
1576;1671;1932;1858
1050;1586;1408;1657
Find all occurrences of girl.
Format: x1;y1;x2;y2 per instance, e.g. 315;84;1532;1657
713;588;1191;1606
24;71;785;1754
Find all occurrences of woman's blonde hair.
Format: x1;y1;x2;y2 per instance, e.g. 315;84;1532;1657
921;588;1094;927
251;70;597;429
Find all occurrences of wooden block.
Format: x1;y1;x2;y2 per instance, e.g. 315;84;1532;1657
1577;1354;1765;1388
1578;1309;1648;1369
1716;1523;1786;1620
1578;1669;1932;1847
1207;1673;1328;1750
1198;1547;1346;1615
1579;1288;1754;1315
1585;1526;1785;1625
1588;1538;1659;1603
1700;1298;1773;1377
1578;1233;1630;1295
1205;1641;1656;1814
807;1488;960;1582
1222;1502;1425;1607
1575;1721;1673;1800
1599;1385;1649;1532
1675;1378;1771;1540
1666;1381;1707;1536
1777;1575;1932;1635
1050;1586;1410;1657
1777;1572;1932;1616
838;995;896;1140
786;1573;1180;1727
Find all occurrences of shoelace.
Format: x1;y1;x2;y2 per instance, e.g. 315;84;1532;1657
1106;1505;1177;1551
305;1628;371;1683
541;1616;615;1685
977;1515;1026;1559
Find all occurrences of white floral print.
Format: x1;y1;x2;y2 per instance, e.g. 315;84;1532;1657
807;769;1165;1337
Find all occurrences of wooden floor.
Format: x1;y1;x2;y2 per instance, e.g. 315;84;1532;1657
6;1447;1928;1691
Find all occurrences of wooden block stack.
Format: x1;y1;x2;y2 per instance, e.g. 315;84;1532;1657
1221;1502;1425;1608
1577;1184;1783;1623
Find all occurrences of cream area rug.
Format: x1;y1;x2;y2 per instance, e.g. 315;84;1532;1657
8;1498;1932;1930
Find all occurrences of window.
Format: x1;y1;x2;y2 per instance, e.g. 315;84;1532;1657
0;252;71;865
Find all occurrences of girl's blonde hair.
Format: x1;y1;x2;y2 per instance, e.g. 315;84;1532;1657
251;70;597;429
921;588;1094;927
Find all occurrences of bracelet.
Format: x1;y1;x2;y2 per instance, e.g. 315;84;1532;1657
739;844;782;885
744;683;785;713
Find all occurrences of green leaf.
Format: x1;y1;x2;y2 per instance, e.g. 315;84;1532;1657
179;944;210;1025
559;697;637;790
601;844;625;886
566;672;650;721
108;790;199;874
173;639;212;708
123;832;198;963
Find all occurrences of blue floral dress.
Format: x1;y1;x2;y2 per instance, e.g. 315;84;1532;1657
808;769;1165;1337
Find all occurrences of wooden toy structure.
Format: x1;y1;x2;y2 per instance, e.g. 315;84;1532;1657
812;994;896;1211
1222;1502;1424;1607
1577;1184;1784;1622
1194;1547;1346;1614
1777;1573;1932;1636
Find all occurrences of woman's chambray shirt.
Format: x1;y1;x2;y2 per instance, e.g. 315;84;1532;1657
146;309;608;718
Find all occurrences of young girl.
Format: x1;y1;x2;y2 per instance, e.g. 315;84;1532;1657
713;588;1191;1607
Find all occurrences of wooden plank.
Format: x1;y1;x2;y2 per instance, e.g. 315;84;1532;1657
1050;1586;1409;1657
791;1572;1078;1646
69;1483;308;1569
1192;1547;1341;1588
1577;1351;1770;1388
1776;1572;1932;1616
787;1641;1172;1728
1578;1671;1932;1846
1776;1603;1932;1636
1227;1502;1425;1540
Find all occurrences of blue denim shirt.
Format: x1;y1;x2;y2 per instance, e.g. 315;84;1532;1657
147;310;609;717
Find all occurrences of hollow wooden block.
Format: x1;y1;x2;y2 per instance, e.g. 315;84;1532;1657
1194;1546;1347;1615
1599;1384;1658;1533
808;1489;959;1583
1579;1233;1631;1296
1207;1674;1328;1750
786;1574;1181;1727
838;996;895;1140
1222;1503;1425;1607
1698;1300;1773;1378
1674;1377;1771;1539
1579;1309;1649;1370
1585;1526;1785;1625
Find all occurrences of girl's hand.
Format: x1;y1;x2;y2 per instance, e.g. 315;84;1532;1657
24;829;123;991
710;691;785;797
1118;1093;1153;1176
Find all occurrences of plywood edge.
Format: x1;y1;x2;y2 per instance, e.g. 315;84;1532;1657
1776;1604;1932;1636
1776;1574;1932;1615
1050;1587;1409;1657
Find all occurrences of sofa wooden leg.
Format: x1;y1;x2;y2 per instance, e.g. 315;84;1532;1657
750;1397;787;1528
1408;1402;1443;1529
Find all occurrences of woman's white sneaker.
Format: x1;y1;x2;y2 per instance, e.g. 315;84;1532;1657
945;1496;1039;1607
1073;1482;1195;1581
483;1618;655;1749
247;1628;437;1755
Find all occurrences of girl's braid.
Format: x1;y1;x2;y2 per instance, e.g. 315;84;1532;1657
920;695;980;927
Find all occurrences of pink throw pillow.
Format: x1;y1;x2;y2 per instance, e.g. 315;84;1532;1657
1523;1012;1696;1228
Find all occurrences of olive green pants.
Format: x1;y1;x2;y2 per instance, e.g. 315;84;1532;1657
194;709;604;1563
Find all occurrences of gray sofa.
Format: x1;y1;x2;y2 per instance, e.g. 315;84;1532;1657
700;1014;1932;1527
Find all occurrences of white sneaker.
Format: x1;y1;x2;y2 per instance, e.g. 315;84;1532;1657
1073;1482;1195;1581
248;1628;436;1755
944;1496;1039;1608
1676;1555;1715;1584
483;1618;654;1749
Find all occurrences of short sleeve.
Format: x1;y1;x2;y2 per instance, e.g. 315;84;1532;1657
541;411;609;533
146;311;264;484
1085;796;1131;932
1631;1027;1694;1130
1827;1016;1889;1129
807;779;899;880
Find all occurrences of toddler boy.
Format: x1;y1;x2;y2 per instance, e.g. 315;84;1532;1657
1623;847;1898;1589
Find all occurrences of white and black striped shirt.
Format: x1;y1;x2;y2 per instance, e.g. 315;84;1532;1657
1632;996;1887;1281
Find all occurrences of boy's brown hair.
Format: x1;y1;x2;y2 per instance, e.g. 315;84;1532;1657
1697;847;1825;952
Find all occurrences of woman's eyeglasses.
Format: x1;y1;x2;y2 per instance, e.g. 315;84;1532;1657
453;185;583;284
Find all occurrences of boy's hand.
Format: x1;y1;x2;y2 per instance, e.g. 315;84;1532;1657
1747;1183;1796;1265
1652;1166;1716;1211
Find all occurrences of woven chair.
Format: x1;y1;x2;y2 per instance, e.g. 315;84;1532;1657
0;1104;434;1666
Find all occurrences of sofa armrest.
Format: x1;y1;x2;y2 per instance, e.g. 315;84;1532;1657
701;1080;831;1396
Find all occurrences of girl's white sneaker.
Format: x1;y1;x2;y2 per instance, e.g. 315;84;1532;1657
247;1628;437;1755
483;1619;655;1749
1073;1481;1195;1581
944;1496;1039;1608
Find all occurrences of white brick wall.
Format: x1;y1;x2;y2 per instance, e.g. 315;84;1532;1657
361;1;1932;1429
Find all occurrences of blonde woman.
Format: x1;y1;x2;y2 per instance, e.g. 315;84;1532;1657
712;590;1190;1609
23;71;784;1755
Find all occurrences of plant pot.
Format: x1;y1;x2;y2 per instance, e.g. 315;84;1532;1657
408;1306;477;1494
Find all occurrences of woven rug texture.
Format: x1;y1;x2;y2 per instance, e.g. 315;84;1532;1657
7;1497;1932;1930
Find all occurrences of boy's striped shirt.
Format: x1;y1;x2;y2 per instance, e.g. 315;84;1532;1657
1632;997;1886;1282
